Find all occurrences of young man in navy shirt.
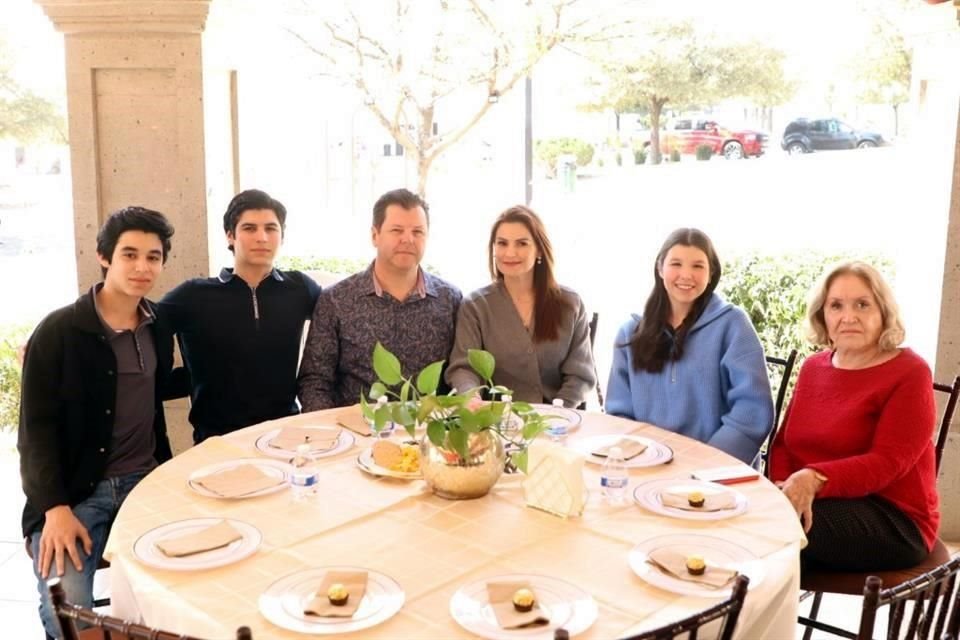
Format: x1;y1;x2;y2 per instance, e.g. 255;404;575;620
160;189;321;442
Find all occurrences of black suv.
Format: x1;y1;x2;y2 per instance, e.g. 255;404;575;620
781;118;886;155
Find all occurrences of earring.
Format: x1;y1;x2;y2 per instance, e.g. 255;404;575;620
536;256;542;265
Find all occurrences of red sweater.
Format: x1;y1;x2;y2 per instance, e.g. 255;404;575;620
769;349;939;551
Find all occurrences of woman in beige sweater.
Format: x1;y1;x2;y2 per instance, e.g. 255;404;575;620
445;205;595;407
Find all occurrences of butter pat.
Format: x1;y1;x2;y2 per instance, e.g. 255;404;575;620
522;440;587;518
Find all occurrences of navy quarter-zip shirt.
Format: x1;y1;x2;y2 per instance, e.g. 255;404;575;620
159;268;321;442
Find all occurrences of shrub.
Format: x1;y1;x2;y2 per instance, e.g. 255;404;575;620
0;324;31;432
669;149;681;163
533;138;595;176
721;251;894;400
597;156;605;168
615;151;623;166
634;148;647;165
695;144;713;161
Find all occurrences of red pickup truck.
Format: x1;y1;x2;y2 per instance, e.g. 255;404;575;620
659;119;767;159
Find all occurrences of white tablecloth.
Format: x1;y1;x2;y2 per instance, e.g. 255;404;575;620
104;408;805;639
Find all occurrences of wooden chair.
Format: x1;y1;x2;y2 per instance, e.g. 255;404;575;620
49;579;253;640
553;576;749;640
760;349;798;475
798;375;960;639
805;553;960;640
588;311;604;409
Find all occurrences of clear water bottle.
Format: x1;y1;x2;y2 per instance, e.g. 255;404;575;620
290;443;319;501
600;446;629;504
547;398;568;442
373;395;395;439
500;394;515;435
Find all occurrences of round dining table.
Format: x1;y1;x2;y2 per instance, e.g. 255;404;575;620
103;407;806;639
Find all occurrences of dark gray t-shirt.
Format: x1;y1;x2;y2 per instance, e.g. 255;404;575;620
94;293;158;478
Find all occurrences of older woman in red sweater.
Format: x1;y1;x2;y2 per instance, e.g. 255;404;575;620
769;261;939;571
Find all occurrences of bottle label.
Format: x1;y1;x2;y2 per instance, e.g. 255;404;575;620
601;476;628;489
292;473;319;487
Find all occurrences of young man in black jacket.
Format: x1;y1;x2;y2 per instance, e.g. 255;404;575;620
18;207;176;638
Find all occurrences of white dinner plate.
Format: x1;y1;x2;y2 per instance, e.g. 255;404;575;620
133;518;261;571
570;435;674;468
259;566;404;634
628;533;765;598
529;404;583;434
632;478;748;521
356;448;422;480
255;427;355;460
450;573;598;640
187;458;291;499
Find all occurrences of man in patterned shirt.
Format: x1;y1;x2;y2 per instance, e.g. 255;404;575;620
298;188;462;410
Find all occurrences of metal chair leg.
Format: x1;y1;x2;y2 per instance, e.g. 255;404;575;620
802;591;824;640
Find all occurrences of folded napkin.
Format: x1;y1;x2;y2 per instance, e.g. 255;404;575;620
304;570;368;618
486;581;550;629
646;548;739;589
270;427;341;452
193;463;284;498
335;406;373;437
660;489;737;512
592;437;648;460
154;520;244;558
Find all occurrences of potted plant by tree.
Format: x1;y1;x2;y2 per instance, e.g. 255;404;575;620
361;343;548;499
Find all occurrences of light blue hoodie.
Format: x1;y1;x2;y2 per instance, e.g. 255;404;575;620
605;294;774;464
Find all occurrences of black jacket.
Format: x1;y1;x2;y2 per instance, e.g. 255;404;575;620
17;290;175;537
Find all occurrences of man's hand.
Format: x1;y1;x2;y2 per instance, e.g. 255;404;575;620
780;468;826;534
38;506;92;579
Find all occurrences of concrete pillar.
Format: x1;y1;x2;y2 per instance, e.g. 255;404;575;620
35;0;218;455
933;1;960;538
34;0;212;297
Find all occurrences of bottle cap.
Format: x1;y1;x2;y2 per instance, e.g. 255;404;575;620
296;443;311;455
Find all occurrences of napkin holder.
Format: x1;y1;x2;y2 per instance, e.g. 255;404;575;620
522;440;587;518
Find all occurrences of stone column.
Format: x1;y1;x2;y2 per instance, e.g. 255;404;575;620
35;0;212;296
933;0;960;538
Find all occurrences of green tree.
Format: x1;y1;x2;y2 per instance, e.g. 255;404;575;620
853;18;911;136
591;22;789;164
0;37;65;143
287;1;626;198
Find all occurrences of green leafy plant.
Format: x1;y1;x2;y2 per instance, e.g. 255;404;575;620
533;138;595;176
360;343;549;472
0;324;31;432
669;148;681;163
634;147;647;165
695;144;713;161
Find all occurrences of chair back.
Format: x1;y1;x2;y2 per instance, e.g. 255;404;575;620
49;579;253;639
761;349;798;474
618;575;750;640
857;554;960;640
588;312;604;409
933;375;960;472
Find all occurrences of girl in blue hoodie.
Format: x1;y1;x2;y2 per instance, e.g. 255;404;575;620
606;228;774;464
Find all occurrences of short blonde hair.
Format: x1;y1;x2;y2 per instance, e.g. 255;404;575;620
805;261;905;351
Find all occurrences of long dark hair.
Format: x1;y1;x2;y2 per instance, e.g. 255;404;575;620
629;228;722;372
488;205;568;343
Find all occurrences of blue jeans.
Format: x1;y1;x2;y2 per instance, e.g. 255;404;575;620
29;471;147;638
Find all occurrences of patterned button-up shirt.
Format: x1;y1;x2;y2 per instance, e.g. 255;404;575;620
298;263;462;410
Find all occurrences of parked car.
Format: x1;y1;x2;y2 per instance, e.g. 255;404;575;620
657;119;768;160
780;118;886;155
